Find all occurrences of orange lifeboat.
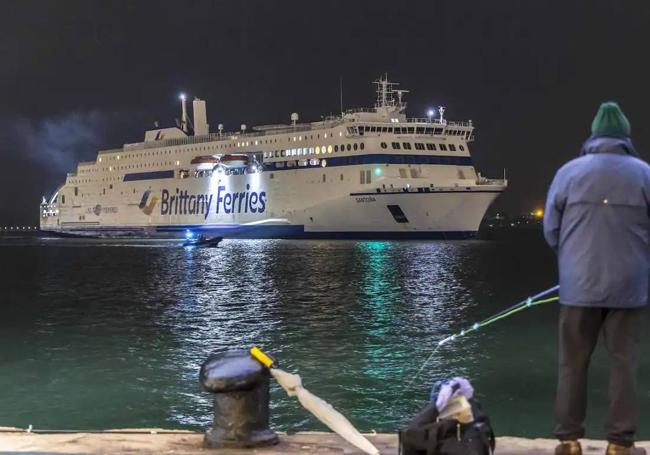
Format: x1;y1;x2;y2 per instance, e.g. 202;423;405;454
190;155;219;170
219;154;249;168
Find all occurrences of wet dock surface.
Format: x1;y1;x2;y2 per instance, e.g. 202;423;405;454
1;429;649;454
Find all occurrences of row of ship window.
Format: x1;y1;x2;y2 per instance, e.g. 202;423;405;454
381;142;464;152
73;139;463;183
263;142;366;159
88;125;466;169
263;141;464;159
357;125;469;137
95;132;342;165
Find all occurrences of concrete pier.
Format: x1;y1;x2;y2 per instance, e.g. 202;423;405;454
1;428;648;454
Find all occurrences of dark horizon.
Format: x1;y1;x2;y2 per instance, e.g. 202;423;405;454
1;0;649;225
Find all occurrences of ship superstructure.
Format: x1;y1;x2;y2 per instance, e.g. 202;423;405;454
40;77;507;239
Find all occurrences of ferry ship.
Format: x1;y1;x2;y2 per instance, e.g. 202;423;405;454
39;77;507;239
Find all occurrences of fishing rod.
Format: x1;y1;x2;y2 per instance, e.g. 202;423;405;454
436;284;560;347
399;284;560;400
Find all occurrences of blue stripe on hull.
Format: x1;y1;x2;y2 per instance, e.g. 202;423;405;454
268;153;473;171
44;224;477;240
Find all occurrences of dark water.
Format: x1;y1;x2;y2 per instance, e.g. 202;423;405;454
1;236;649;439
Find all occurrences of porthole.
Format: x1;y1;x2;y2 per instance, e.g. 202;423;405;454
335;145;339;152
327;145;333;153
316;146;321;154
353;143;358;151
360;143;365;150
347;144;351;151
459;145;465;151
380;142;387;149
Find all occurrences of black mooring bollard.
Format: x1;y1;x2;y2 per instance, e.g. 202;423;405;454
199;349;278;448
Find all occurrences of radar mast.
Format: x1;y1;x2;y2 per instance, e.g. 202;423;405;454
373;74;407;112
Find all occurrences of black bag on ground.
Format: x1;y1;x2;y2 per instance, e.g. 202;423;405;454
398;399;495;455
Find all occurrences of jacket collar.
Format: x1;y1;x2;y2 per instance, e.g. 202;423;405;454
580;135;638;157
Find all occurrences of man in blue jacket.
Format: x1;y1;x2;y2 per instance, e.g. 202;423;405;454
544;102;649;455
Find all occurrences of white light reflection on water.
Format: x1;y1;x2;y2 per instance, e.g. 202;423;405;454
339;241;482;429
9;237;631;439
156;240;283;426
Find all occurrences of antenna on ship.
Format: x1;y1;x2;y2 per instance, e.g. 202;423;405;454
438;105;446;124
339;77;344;115
291;112;299;127
179;93;189;133
374;74;400;108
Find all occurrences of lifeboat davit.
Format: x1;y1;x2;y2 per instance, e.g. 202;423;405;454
220;154;249;168
190;155;219;170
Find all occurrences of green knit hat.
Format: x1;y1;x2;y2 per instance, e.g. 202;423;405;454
591;101;631;137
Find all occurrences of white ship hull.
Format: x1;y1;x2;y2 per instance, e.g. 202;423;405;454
41;168;502;239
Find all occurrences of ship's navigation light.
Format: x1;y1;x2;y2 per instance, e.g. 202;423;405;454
374;167;382;177
179;93;186;101
427;109;435;121
185;229;194;240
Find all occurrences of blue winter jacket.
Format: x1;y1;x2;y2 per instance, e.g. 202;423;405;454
543;136;650;308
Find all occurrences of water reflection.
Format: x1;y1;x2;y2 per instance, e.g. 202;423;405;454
6;237;644;440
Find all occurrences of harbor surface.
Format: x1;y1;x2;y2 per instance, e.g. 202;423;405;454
1;428;649;454
1;235;649;439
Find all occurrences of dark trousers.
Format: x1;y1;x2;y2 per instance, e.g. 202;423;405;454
555;305;643;447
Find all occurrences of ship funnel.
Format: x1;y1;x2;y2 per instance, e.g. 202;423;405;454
193;98;209;136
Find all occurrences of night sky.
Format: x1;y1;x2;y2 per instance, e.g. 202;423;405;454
1;0;649;225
